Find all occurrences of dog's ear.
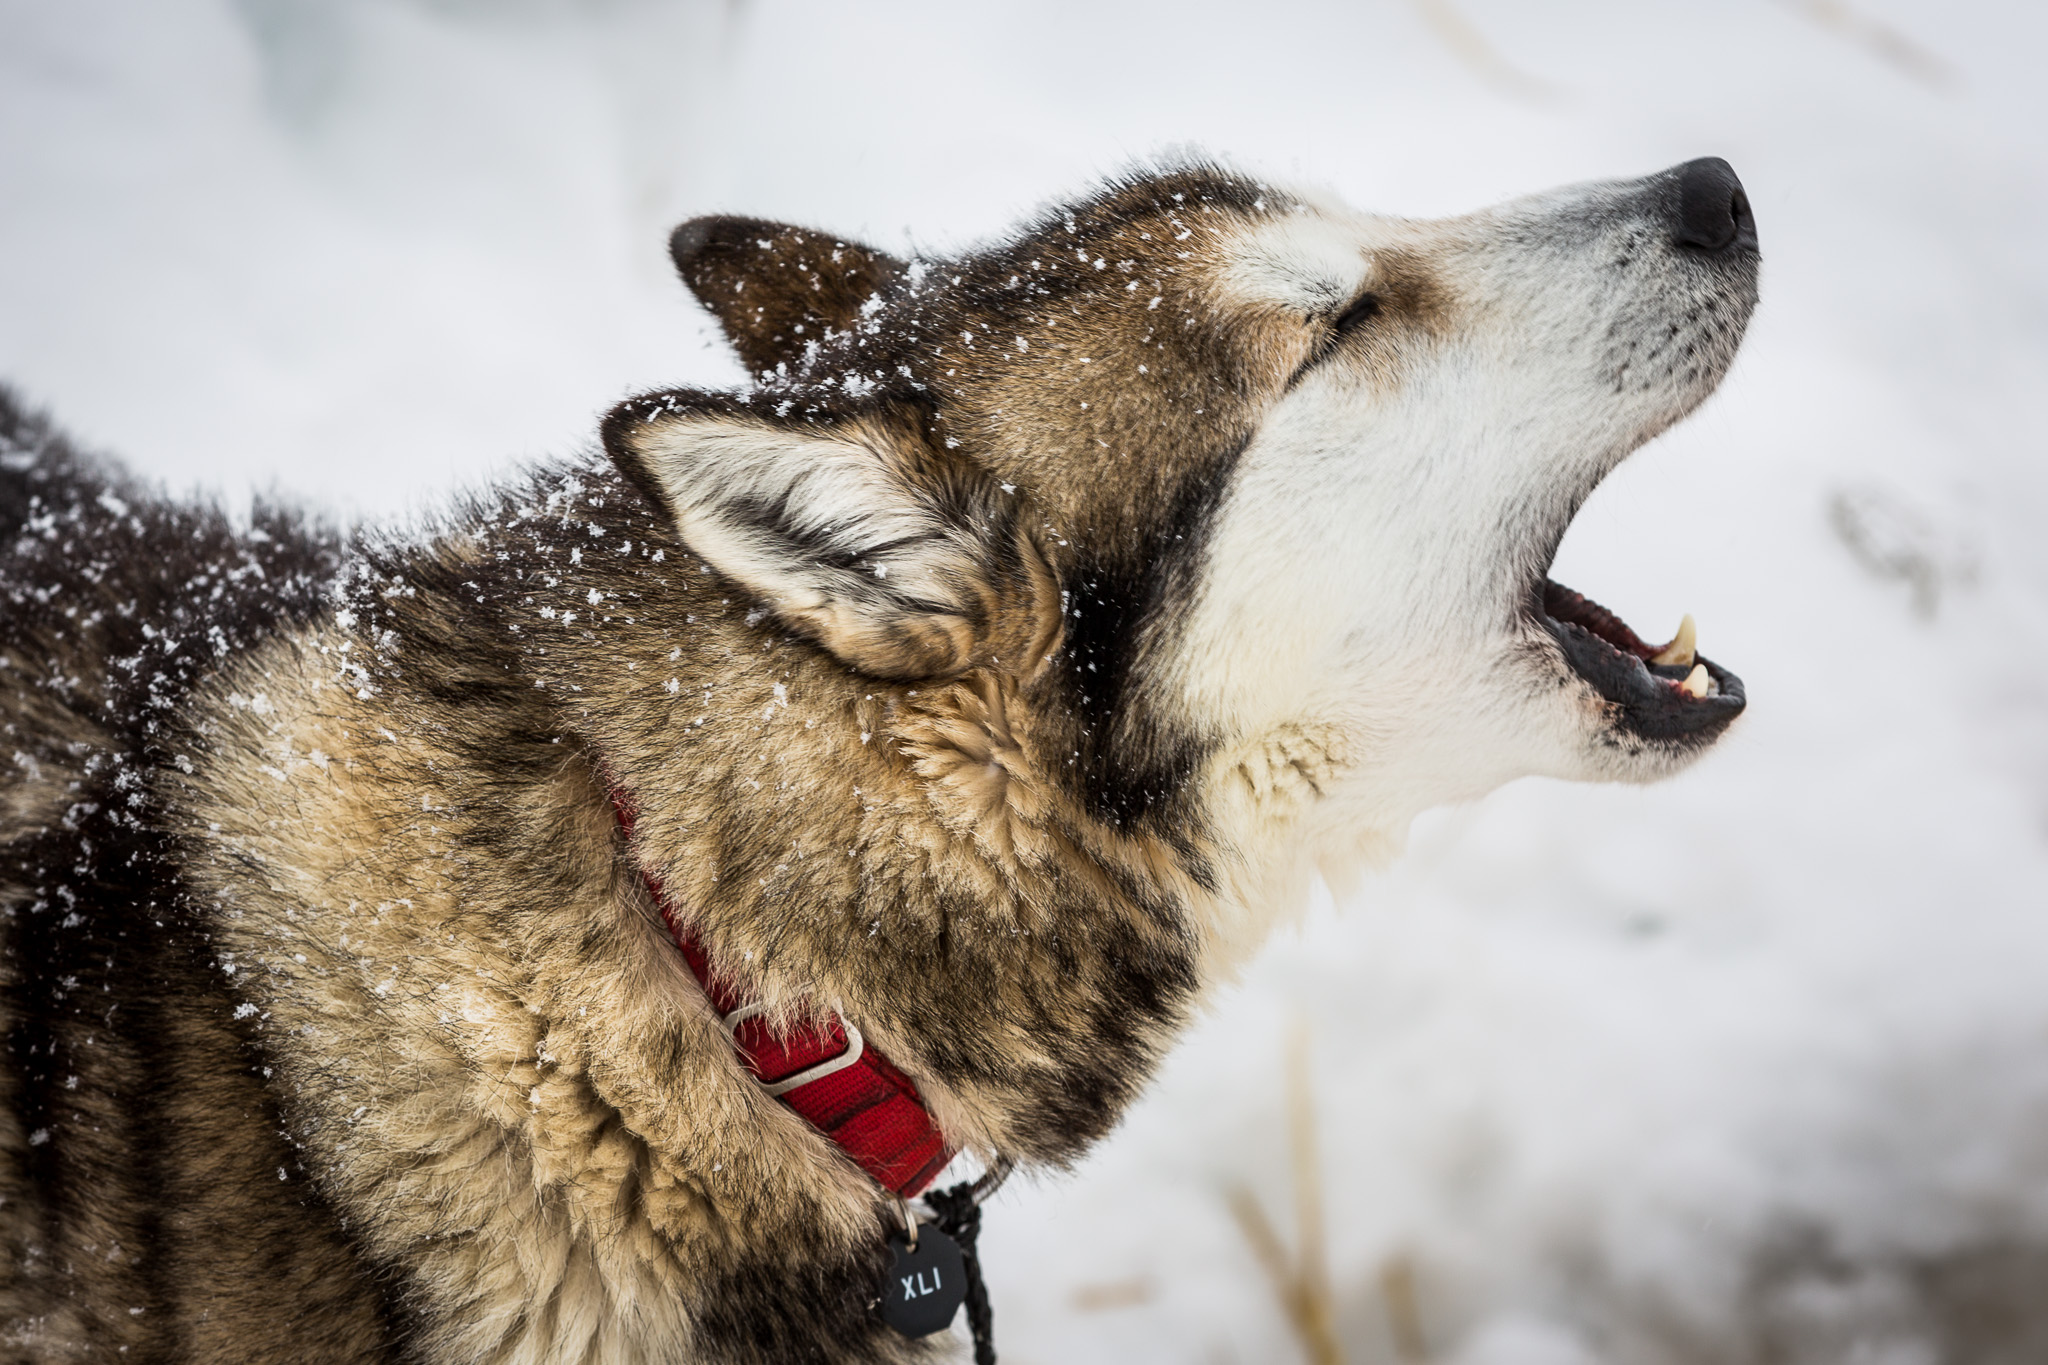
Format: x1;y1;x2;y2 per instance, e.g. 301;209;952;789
670;216;907;377
603;392;1062;682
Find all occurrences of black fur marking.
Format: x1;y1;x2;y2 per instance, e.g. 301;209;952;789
890;879;1197;1161
689;1235;912;1365
1056;428;1250;841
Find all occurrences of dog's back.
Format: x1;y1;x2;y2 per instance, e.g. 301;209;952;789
0;390;397;1360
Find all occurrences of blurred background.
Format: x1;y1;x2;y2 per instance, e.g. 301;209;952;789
5;1;2048;1360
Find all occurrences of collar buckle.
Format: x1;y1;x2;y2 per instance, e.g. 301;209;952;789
722;1001;868;1097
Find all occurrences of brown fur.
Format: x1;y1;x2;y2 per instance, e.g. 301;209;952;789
2;154;1762;1361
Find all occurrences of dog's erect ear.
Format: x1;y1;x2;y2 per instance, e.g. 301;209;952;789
603;392;1062;682
670;216;907;377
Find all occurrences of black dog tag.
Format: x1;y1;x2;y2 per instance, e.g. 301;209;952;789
878;1224;967;1337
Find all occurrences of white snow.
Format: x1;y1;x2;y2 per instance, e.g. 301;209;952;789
6;1;2048;1361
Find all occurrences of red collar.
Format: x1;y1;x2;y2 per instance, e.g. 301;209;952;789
610;790;952;1198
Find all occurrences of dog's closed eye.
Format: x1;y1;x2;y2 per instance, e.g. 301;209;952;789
1329;291;1382;336
1291;291;1383;387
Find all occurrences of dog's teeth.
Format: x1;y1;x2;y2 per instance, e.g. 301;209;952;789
1679;663;1710;698
1649;614;1697;668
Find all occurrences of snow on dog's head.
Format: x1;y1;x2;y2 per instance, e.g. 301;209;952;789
606;155;1759;920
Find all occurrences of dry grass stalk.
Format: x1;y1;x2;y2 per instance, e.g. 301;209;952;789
1411;0;1560;103
1379;1253;1430;1364
1226;1020;1344;1365
1070;1277;1156;1313
1775;0;1956;90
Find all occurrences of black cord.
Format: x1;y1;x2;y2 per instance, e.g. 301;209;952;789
923;1180;995;1365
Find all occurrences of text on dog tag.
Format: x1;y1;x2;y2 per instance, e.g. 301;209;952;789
878;1224;966;1338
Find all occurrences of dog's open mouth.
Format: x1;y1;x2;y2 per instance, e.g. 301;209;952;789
1537;580;1745;743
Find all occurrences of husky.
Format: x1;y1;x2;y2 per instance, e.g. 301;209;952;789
0;155;1758;1362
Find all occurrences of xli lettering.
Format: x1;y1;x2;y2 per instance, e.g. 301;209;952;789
899;1269;943;1299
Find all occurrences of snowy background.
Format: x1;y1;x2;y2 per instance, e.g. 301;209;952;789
6;1;2048;1361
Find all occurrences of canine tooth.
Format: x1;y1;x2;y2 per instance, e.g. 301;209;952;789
1650;614;1697;667
1679;663;1710;698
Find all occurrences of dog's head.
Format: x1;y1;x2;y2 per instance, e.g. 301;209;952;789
604;158;1758;893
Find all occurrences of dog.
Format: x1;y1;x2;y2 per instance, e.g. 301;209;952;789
1;154;1758;1362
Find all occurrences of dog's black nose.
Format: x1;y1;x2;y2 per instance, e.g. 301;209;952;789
1671;157;1757;252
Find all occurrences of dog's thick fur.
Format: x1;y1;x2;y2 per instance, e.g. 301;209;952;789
1;158;1758;1362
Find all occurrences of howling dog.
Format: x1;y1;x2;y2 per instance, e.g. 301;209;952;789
1;155;1757;1362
